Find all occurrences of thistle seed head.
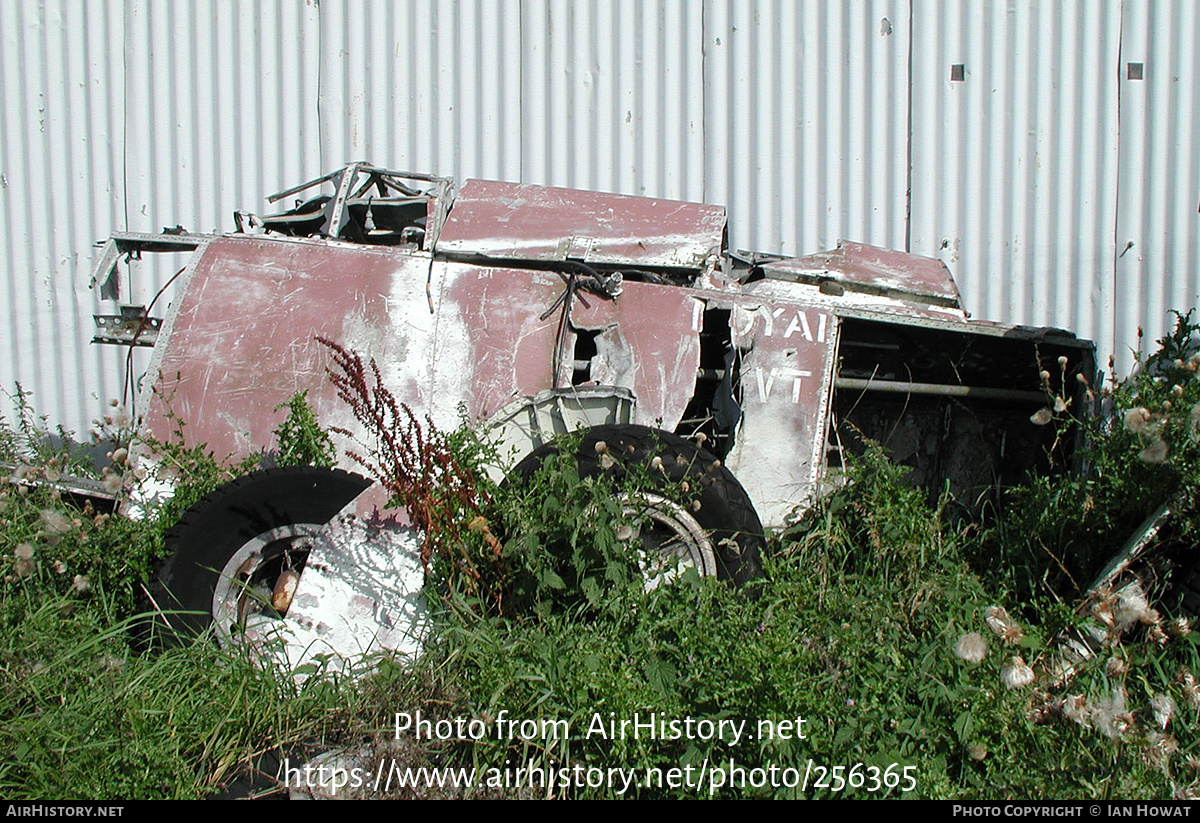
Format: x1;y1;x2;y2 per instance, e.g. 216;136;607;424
40;509;72;536
1149;694;1176;730
985;605;1024;644
1001;656;1035;689
1125;407;1152;433
1112;582;1154;629
954;632;988;664
1060;694;1093;726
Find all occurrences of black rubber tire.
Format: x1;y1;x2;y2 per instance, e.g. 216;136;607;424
510;424;764;585
150;466;371;638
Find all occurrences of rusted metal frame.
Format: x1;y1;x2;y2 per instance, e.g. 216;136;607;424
438;252;707;286
268;164;447;204
349;174;384;200
271;163;446;241
762;242;964;308
543;272;589;391
89;239;127;299
772;271;960;309
89;235;213;411
764;266;962;308
536;260;622;390
2;461;120;508
437;247;687;287
833;376;1048;404
832;304;1090;350
1086;500;1175;595
1044;499;1176;684
92;305;163;347
267;168;345;204
728;249;790;265
353;164;448;186
373;165;457;250
349;169;422;199
89;232;209;300
422;177;455;250
811;311;846;494
323;162;365;239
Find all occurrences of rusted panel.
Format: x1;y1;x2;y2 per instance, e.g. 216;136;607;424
144;238;439;462
762;241;964;309
435;179;727;270
89;232;210;300
743;278;969;325
139;200;1091;534
436;260;564;419
440;262;702;433
565;281;701;431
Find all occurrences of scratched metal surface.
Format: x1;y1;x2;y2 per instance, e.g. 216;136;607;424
436;179;727;270
142;231;841;526
143;225;1090;528
763;241;963;307
144;238;438;463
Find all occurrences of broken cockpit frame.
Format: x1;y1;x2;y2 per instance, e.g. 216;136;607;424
88;163;1095;666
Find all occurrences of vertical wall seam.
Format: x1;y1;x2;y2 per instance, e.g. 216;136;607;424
700;0;708;205
316;0;325;166
905;0;915;252
121;1;131;233
1112;0;1125;362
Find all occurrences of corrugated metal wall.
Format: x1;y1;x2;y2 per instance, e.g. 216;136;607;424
1115;0;1200;370
1;0;1198;438
909;0;1123;356
703;0;911;256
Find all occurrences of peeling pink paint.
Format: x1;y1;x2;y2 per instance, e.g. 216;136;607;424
147;238;434;460
436;179;726;270
117;170;1092;530
763;240;964;311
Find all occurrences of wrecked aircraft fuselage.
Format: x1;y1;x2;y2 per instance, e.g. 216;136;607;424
92;163;1095;665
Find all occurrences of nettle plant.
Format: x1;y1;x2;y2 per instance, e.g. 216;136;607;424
492;444;677;619
952;312;1200;795
272;390;337;468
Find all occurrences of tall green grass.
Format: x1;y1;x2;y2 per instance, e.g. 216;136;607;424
5;313;1200;797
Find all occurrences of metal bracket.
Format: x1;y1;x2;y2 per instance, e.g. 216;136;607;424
92;305;162;347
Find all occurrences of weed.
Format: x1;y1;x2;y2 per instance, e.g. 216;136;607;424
0;391;364;798
318;337;496;594
273;390;337;468
6;313;1200;798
